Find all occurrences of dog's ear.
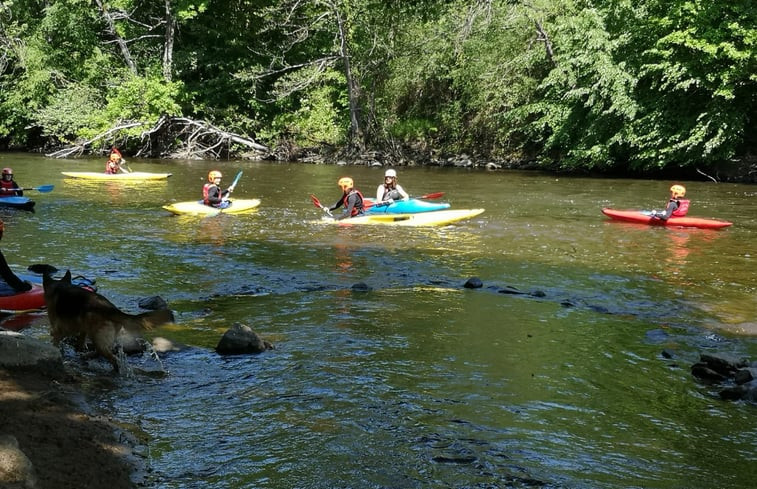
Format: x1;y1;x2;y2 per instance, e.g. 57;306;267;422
63;270;72;283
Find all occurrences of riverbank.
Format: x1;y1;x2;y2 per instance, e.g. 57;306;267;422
0;334;145;489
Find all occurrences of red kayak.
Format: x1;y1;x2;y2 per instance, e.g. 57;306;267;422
602;208;732;229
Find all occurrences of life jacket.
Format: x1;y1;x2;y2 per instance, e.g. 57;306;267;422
202;183;218;205
105;160;120;174
343;189;364;216
671;199;690;217
0;180;18;195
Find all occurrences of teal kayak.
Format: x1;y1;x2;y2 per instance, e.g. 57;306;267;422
0;196;35;212
365;198;450;214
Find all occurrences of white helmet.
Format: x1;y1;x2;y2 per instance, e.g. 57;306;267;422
384;169;397;178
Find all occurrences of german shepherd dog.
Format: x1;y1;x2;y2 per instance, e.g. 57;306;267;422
43;270;174;372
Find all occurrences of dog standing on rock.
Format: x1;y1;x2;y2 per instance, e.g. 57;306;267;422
42;270;174;372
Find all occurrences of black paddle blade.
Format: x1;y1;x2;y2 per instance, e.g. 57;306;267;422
28;263;58;275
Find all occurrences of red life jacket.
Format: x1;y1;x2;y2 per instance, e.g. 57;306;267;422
105;160;120;174
0;180;18;195
342;189;364;216
202;183;217;205
672;199;690;217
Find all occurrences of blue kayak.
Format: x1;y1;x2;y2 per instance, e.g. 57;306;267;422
0;196;35;212
365;198;450;214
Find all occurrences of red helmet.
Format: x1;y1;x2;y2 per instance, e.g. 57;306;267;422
2;168;12;175
110;147;122;157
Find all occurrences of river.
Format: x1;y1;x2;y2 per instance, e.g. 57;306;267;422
3;152;756;488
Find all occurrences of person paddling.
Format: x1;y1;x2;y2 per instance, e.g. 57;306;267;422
203;170;235;208
376;169;409;204
650;185;689;220
327;177;364;219
0;220;32;295
105;148;129;174
0;168;23;197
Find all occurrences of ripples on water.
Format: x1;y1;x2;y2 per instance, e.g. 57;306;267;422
6;156;757;488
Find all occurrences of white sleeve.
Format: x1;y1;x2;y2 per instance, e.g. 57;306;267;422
376;184;384;201
397;184;409;199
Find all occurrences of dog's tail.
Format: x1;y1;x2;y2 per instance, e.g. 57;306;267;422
123;309;175;333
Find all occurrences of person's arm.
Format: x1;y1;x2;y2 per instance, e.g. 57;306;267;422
336;194;359;220
658;200;679;220
0;249;31;292
376;184;385;202
12;183;22;197
396;184;409;200
329;196;345;212
207;186;223;205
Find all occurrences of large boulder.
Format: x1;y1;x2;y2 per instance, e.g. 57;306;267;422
0;331;62;373
0;434;37;489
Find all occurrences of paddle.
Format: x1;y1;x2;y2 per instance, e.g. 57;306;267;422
0;185;54;193
310;194;333;217
416;192;444;200
221;171;243;205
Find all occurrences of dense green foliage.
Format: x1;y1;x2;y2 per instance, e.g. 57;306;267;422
0;0;754;173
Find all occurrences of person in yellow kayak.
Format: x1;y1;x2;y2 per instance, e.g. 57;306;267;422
0;220;32;295
326;177;364;219
203;170;236;208
0;168;23;197
650;184;689;220
105;148;130;174
376;169;409;204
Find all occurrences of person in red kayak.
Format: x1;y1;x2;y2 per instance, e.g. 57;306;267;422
0;168;23;197
203;170;235;208
105;148;129;174
0;220;32;295
650;184;689;220
327;177;364;219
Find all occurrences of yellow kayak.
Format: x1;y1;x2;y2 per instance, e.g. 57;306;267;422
163;199;261;216
321;208;485;227
62;171;173;181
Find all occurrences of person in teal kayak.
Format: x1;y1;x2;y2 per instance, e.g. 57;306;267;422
328;177;364;219
0;168;23;197
0;220;32;295
203;170;235;208
105;147;129;174
376;169;409;204
650;184;689;220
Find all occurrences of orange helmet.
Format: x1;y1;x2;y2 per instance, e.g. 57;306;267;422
670;184;686;198
338;177;353;191
109;153;120;160
208;170;222;182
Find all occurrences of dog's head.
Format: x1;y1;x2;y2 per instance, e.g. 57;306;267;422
42;269;72;299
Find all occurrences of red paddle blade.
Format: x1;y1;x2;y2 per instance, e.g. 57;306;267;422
310;194;322;208
419;192;444;200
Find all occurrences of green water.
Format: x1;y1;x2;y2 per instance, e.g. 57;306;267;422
4;152;757;488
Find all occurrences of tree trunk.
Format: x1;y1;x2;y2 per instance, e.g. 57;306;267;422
163;0;175;81
95;0;138;75
334;6;363;150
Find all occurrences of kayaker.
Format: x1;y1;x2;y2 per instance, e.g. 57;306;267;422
203;170;235;208
0;220;32;295
0;168;23;197
328;177;364;219
105;148;130;174
376;169;409;204
650;184;689;220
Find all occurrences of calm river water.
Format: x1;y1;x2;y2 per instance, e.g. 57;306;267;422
3;153;757;488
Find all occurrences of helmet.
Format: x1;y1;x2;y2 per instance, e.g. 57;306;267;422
338;177;353;191
208;170;222;182
110;147;122;157
2;168;12;176
384;169;397;178
109;153;120;160
670;184;686;198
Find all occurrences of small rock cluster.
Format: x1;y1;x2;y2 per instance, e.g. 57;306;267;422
691;352;757;403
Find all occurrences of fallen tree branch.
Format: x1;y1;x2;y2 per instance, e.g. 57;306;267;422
47;116;269;160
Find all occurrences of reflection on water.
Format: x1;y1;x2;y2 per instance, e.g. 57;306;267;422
4;154;757;489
